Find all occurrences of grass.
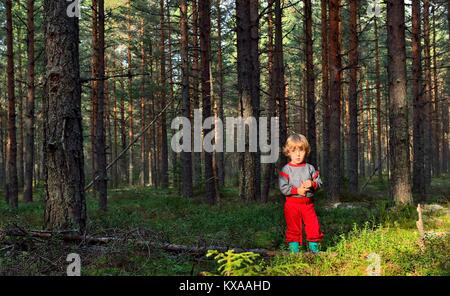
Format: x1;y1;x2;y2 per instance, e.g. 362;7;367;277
0;174;449;276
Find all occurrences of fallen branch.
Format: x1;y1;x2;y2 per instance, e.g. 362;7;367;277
1;228;277;257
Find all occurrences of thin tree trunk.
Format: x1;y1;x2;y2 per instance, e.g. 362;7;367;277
112;47;119;188
423;0;432;193
91;0;98;186
237;0;261;202
95;0;107;211
359;75;365;178
305;0;317;167
191;0;202;187
24;0;35;203
43;0;86;232
128;0;134;186
200;0;218;204
348;0;359;191
431;7;440;177
119;69;128;185
6;0;18;209
17;22;25;191
386;0;412;205
321;0;329;187
262;0;275;203
140;20;148;186
374;18;383;180
180;0;193;198
215;0;225;188
158;0;169;188
274;0;287;174
412;0;425;196
328;0;342;201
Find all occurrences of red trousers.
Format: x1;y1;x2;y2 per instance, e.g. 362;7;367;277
284;197;324;244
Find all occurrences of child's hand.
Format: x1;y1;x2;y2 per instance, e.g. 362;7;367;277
302;180;313;189
298;186;309;196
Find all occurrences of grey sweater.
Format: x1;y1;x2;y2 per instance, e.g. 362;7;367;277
279;162;322;198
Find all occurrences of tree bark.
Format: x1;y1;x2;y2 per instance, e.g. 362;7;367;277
412;0;425;196
321;0;329;188
199;0;218;204
237;0;261;202
431;7;440;177
374;18;383;180
191;0;202;187
140;20;148;187
24;0;35;203
180;0;193;198
215;0;225;188
128;0;134;186
95;0;107;211
158;0;169;188
43;0;86;231
305;0;317;167
274;0;287;178
262;0;275;203
348;0;359;191
423;0;432;193
386;0;412;205
6;0;19;209
91;0;98;186
328;0;342;201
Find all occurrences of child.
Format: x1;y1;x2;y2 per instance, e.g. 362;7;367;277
279;134;323;253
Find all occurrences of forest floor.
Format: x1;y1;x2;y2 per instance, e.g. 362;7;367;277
0;174;449;276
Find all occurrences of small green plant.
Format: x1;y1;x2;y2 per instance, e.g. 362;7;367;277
206;249;263;276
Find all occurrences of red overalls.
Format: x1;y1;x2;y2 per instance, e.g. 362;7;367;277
284;197;324;244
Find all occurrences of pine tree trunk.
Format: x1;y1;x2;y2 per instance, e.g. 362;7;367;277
274;0;287;173
237;0;261;202
91;0;98;186
43;0;86;231
423;0;432;193
215;0;225;188
199;0;218;204
431;8;440;177
120;68;128;185
386;0;412;205
17;23;25;192
158;0;169;188
112;47;119;188
321;0;329;187
127;0;134;186
348;0;359;191
328;0;342;201
261;0;275;203
180;0;193;198
374;18;383;180
95;0;107;211
191;0;202;187
140;20;148;187
305;0;317;167
6;0;18;209
24;0;35;203
412;0;425;196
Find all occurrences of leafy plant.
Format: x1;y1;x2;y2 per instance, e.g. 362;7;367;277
206;249;263;276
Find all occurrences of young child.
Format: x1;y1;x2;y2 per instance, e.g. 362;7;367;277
279;134;323;253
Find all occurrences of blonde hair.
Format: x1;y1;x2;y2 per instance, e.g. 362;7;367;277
283;134;310;157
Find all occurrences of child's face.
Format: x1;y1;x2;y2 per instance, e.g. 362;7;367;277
288;146;306;164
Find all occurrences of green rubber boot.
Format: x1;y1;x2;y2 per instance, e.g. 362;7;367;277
308;242;320;253
288;242;300;253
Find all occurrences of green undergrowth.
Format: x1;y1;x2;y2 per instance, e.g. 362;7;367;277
0;174;448;275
